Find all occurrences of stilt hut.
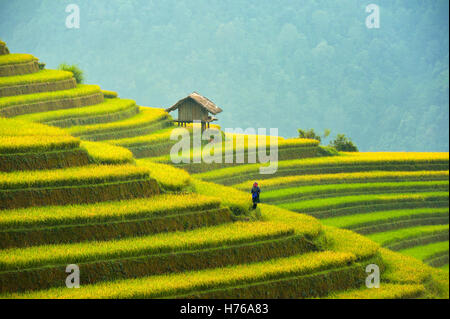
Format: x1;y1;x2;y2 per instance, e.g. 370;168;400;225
165;92;222;131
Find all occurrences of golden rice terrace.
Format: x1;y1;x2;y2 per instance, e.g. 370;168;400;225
0;41;448;299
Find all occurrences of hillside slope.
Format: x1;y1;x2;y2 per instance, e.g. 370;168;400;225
0;43;448;299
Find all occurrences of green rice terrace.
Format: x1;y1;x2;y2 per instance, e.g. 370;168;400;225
0;41;448;299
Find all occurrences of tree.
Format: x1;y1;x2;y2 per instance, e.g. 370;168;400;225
298;128;330;143
298;128;321;142
330;134;358;152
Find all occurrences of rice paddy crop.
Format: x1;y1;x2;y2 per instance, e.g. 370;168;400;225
258;204;322;238
81;141;134;164
67;107;169;136
0;148;91;173
427;268;450;298
108;127;177;147
0;164;150;190
380;248;437;284
322;226;380;260
399;241;449;261
192;178;251;215
0;135;80;154
137;159;191;191
0;118;81;153
15;98;136;123
279;192;449;213
220;134;318;149
263;181;449;201
176;136;319;163
0;117;70;136
326;283;425;299
366;225;449;246
2;251;355;299
0;69;73;87
0;53;36;66
279;138;320;147
321;208;449;229
195;152;449;181
438;264;449;271
0;84;101;109
0;220;294;271
0;207;232;250
0;193;220;230
233;171;450;191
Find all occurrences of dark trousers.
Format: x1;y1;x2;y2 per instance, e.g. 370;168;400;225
252;197;259;209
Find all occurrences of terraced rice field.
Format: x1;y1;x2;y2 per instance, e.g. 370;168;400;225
108;127;185;158
194;153;449;185
80;141;134;164
0;163;160;209
0;69;73;87
148;137;330;175
0;53;39;76
15;98;139;127
67;107;171;141
0;43;448;299
0;84;102;117
195;154;449;271
0;53;36;66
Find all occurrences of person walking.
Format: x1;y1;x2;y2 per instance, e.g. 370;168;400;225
251;182;261;209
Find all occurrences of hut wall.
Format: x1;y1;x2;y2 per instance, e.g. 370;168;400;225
178;99;209;122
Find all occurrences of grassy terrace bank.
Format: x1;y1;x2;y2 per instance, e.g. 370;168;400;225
194;152;449;185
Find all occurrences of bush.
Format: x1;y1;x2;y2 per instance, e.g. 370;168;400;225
57;63;84;84
0;40;9;55
330;134;358;152
298;128;330;143
38;62;45;70
298;128;321;142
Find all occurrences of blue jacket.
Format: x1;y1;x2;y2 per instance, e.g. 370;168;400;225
251;186;261;202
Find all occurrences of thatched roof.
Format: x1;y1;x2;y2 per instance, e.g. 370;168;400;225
165;92;223;115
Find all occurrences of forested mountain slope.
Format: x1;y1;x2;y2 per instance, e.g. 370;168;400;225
0;0;448;151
